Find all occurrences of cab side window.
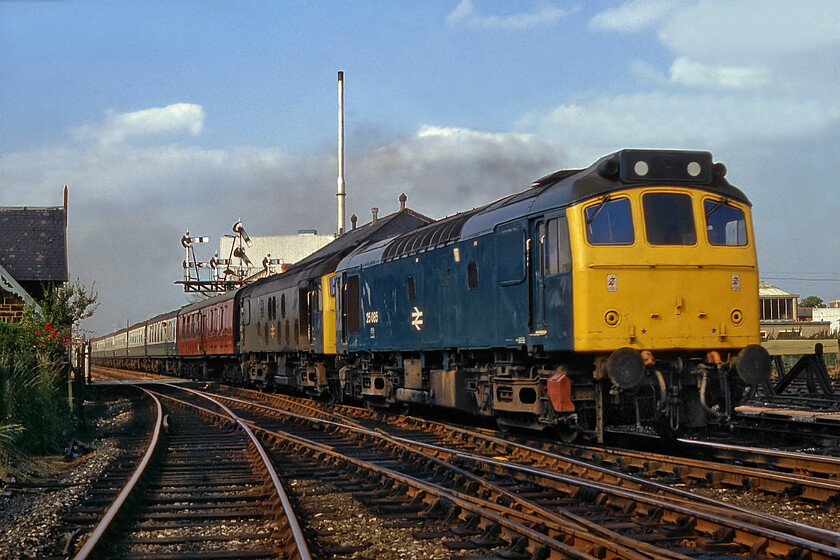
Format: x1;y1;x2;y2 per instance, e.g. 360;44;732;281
585;198;634;245
545;216;572;275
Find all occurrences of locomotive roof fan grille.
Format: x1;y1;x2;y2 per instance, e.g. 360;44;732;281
383;212;474;261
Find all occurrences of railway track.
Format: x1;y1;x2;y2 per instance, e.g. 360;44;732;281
87;367;840;558
222;385;840;502
64;380;310;559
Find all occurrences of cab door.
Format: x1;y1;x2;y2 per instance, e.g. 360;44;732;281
529;218;546;334
541;212;574;349
308;280;321;349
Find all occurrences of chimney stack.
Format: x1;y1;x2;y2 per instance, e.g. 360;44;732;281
351;214;358;230
371;207;379;222
337;71;346;236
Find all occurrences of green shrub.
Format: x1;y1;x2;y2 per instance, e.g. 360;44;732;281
0;279;98;453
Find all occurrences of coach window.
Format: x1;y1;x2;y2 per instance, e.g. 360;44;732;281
545;216;572;274
467;262;479;290
643;193;696;245
704;198;748;246
281;294;286;318
585;197;634;245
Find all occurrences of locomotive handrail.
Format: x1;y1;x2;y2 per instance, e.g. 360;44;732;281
587;263;757;268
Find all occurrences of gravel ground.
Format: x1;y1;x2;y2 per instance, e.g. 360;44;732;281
0;399;131;559
289;478;453;559
689;485;840;532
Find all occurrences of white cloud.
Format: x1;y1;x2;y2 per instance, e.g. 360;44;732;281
668;57;770;89
417;125;535;144
629;60;667;85
529;92;835;162
595;1;840;98
446;0;571;30
589;0;677;32
72;103;205;144
658;0;840;61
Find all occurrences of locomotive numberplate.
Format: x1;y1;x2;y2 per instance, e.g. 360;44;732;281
365;311;380;324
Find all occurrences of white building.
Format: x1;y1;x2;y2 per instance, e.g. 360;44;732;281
219;231;334;278
812;307;840;335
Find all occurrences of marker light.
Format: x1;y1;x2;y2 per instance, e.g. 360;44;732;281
634;161;649;176
687;161;702;177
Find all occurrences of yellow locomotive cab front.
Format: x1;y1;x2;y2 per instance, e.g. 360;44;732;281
570;188;760;355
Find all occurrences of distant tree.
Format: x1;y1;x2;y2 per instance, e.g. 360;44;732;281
799;295;826;308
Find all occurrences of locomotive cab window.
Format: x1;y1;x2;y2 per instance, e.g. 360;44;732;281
312;284;322;312
643;192;696;245
704;199;747;246
545;216;572;275
346;275;361;334
584;197;634;245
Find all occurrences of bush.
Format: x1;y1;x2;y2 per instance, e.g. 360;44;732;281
0;354;67;451
0;279;98;453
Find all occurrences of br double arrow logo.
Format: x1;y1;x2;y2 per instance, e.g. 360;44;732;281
411;306;424;331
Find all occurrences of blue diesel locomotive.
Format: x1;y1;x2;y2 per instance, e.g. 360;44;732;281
91;149;771;440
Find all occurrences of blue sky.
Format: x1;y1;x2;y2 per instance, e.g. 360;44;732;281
2;0;839;335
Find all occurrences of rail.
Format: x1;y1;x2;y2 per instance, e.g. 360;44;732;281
72;386;163;560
